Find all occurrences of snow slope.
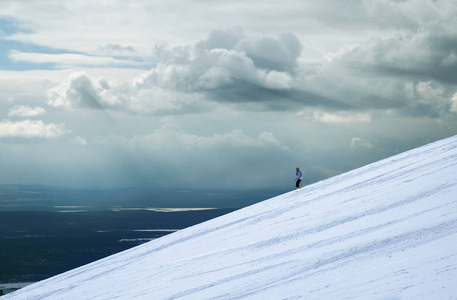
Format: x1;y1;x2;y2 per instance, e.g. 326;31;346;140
5;136;457;300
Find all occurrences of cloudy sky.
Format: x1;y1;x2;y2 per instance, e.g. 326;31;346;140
1;0;457;189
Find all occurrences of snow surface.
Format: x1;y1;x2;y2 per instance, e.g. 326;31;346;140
5;136;457;300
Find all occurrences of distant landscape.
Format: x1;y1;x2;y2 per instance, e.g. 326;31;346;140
0;185;285;284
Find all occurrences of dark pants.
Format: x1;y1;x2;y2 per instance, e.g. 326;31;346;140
296;179;301;188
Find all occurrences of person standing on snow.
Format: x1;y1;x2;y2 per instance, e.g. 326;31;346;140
295;167;303;189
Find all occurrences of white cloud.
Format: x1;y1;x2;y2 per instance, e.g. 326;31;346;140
47;71;104;109
450;92;457;113
46;70;205;114
401;81;452;117
350;137;374;149
151;46;260;91
262;70;292;89
8;105;46;117
324;44;359;62
415;81;445;101
0;120;69;138
313;112;371;123
73;136;87;145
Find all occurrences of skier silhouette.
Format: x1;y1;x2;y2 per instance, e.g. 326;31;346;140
295;167;303;189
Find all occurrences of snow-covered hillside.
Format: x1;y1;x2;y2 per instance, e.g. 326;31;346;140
5;136;457;300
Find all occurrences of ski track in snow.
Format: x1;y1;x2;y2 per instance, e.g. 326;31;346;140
4;136;457;300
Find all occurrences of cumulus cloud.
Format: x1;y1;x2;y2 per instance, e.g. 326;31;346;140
44;17;457;118
302;1;457;118
235;33;303;72
46;70;204;114
262;70;293;89
313;21;457;117
47;72;105;109
46;30;305;114
415;81;445;100
8;105;45;117
398;80;455;118
0;120;69;138
161;30;302;93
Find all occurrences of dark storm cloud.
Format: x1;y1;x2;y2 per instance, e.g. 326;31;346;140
306;9;457;119
338;30;457;85
208;83;352;111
